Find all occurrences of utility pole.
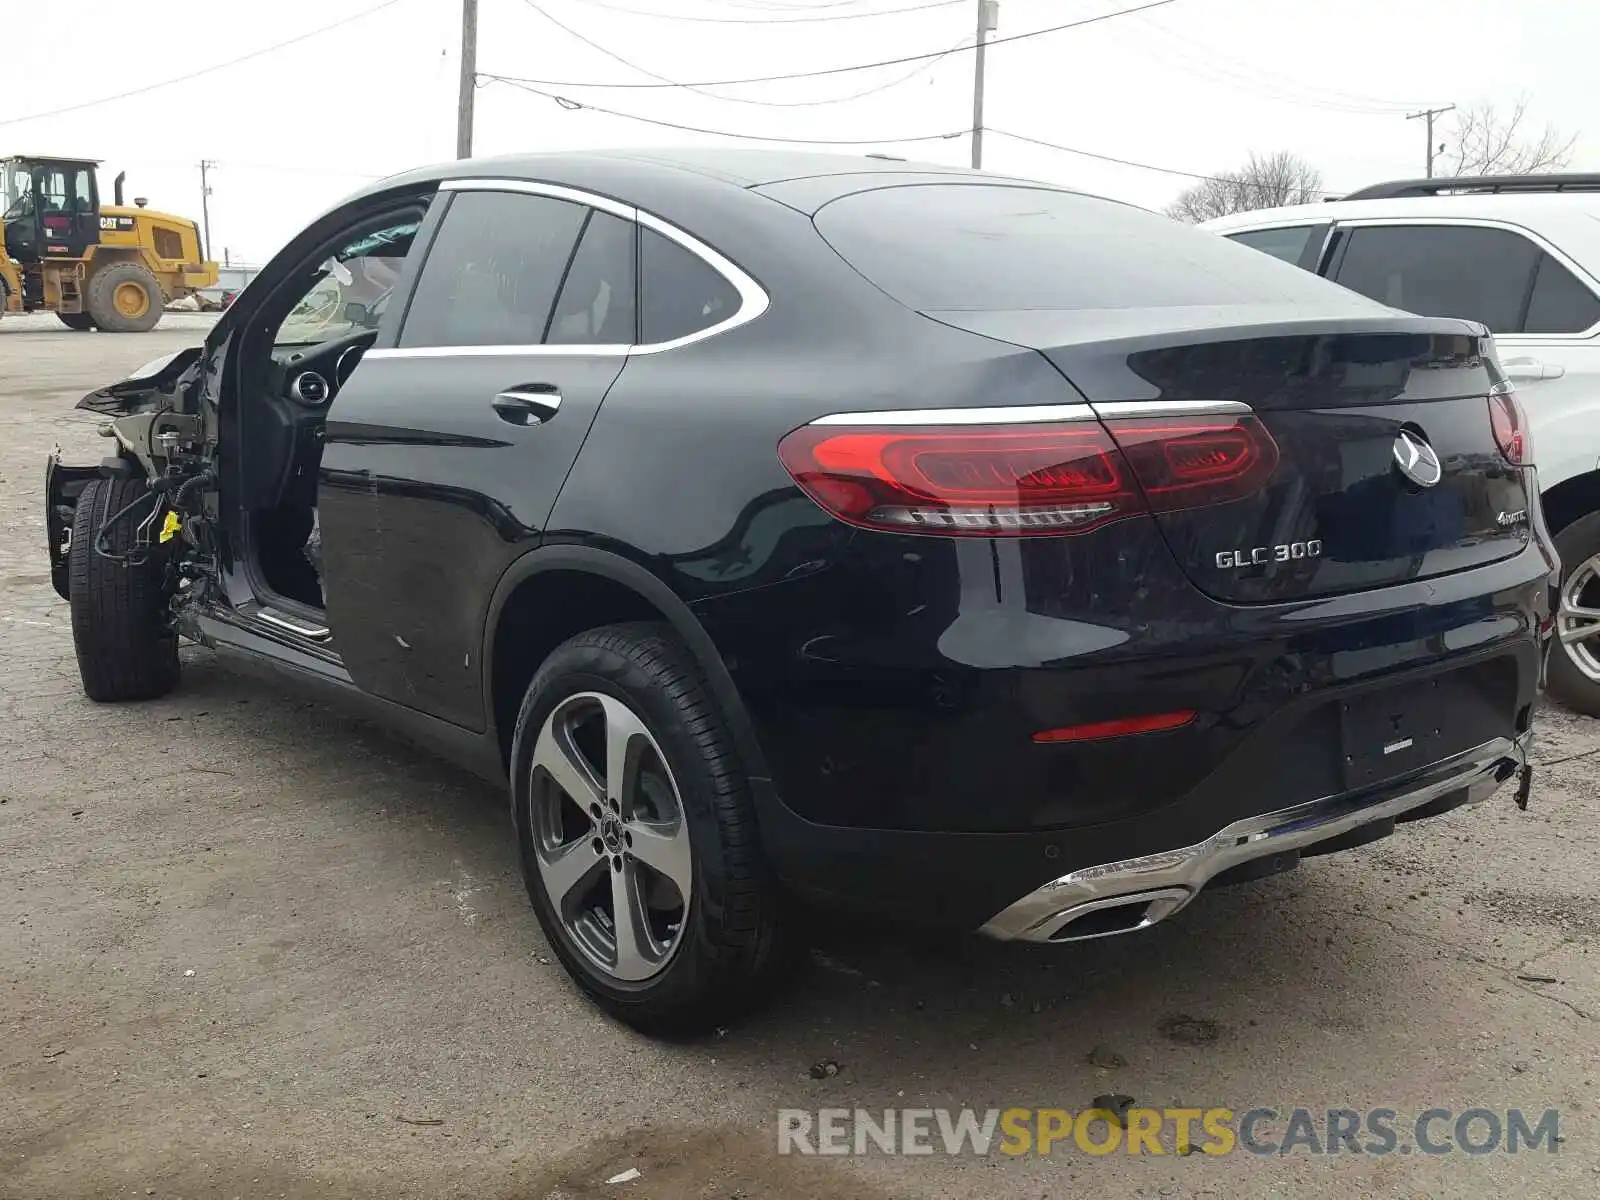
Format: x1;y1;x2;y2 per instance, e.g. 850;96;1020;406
971;0;998;169
198;159;215;262
1406;105;1455;178
457;0;479;159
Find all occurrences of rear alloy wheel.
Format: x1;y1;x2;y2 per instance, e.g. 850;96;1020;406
1549;512;1600;716
528;692;694;982
511;623;792;1033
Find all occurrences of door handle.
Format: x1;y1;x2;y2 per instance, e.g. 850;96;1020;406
1502;357;1566;382
492;387;562;426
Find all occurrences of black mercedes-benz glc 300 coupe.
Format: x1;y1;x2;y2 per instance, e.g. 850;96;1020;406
50;150;1557;1031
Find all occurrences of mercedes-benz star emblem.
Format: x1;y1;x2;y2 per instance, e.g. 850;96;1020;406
1392;429;1443;488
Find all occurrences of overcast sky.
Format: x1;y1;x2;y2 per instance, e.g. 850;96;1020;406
6;0;1594;265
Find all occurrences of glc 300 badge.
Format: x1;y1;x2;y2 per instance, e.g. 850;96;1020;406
1216;540;1323;569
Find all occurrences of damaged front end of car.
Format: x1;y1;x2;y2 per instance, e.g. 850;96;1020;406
46;345;220;607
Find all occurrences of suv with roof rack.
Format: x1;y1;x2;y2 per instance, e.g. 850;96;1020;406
1206;174;1600;715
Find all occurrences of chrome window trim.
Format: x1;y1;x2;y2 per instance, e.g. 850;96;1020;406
368;177;769;360
369;343;633;360
631;206;770;354
809;404;1096;426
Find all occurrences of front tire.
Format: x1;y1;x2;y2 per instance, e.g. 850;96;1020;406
85;262;163;333
57;311;94;331
1548;511;1600;716
511;622;791;1034
68;476;180;702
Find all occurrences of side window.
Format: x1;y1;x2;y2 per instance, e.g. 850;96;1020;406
1524;252;1600;334
639;227;741;345
1332;225;1539;333
1227;226;1316;268
39;169;69;212
72;168;93;213
547;210;637;345
400;191;587;348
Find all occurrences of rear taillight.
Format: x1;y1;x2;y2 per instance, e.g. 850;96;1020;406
1100;415;1280;513
777;413;1279;536
1489;382;1532;466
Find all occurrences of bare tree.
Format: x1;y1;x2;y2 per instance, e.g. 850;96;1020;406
1166;151;1324;223
1444;97;1576;176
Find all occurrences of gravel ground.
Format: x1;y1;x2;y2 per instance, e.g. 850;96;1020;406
2;313;1598;1199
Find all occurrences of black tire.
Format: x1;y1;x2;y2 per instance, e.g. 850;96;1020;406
68;476;180;702
511;622;792;1034
1547;511;1600;717
84;262;163;333
57;311;94;331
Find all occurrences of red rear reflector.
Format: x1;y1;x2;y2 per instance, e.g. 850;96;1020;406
778;415;1278;537
1032;710;1198;743
1489;384;1532;466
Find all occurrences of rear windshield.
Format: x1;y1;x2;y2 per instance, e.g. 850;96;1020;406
813;184;1345;312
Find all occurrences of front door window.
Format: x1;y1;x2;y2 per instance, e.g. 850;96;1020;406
1;165;33;220
275;220;419;349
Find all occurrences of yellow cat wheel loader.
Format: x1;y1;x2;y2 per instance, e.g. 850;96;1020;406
1;156;218;332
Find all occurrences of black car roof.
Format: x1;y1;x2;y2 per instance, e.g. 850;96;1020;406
348;146;1051;208
337;147;1081;236
379;146;979;186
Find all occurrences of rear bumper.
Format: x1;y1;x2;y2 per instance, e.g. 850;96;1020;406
705;530;1553;836
704;528;1554;932
979;733;1529;942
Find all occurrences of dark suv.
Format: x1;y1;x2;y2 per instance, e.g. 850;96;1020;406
49;150;1556;1032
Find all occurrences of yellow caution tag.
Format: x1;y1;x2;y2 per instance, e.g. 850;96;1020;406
159;511;182;544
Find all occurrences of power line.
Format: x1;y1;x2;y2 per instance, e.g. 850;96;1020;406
107;157;387;179
516;0;970;106
485;77;1348;200
990;128;1345;197
1130;17;1424;115
989;128;1232;183
706;0;885;10
482;0;1178;89
488;75;968;144
0;0;408;129
569;0;968;22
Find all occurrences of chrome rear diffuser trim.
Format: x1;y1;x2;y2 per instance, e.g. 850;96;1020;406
980;734;1530;943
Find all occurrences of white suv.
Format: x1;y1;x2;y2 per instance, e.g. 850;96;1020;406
1206;175;1600;715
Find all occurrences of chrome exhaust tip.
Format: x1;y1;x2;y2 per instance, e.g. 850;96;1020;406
1033;888;1191;943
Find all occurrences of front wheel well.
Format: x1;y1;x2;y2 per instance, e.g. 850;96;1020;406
488;570;667;765
1541;469;1600;537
